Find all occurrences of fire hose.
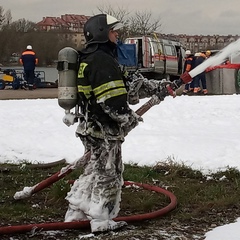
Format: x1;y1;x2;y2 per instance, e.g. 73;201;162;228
1;73;192;235
0;181;177;235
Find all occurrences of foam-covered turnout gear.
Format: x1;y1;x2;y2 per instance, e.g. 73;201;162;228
64;206;88;222
64;15;131;234
64;14;180;234
65;136;126;232
91;219;127;233
137;78;170;100
98;105;142;137
122;110;143;136
126;72;178;105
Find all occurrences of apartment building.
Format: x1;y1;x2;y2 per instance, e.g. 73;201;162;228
37;14;91;48
160;33;239;53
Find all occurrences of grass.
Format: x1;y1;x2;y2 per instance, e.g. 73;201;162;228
0;159;240;239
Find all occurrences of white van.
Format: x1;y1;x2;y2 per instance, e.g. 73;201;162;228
118;36;186;80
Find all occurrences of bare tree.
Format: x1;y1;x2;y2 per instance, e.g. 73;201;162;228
96;4;162;41
0;6;4;28
0;6;12;29
128;11;161;36
3;9;12;25
96;4;130;41
6;18;36;32
96;4;130;24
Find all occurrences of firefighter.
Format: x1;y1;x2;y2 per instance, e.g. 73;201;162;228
182;50;195;94
63;14;174;233
193;52;208;94
19;45;38;90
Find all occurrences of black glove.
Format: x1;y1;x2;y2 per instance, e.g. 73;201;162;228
169;71;193;91
171;79;184;90
155;86;169;101
155;79;177;100
128;71;145;82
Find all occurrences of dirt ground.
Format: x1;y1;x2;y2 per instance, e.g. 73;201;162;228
0;88;58;100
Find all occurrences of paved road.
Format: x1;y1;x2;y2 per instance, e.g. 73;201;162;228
0;88;58;100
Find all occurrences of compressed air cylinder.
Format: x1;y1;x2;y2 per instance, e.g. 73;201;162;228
57;47;79;112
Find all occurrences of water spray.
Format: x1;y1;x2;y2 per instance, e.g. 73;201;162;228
189;38;240;79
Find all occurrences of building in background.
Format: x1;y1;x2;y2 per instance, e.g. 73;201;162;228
160;34;239;53
36;14;91;48
36;14;239;52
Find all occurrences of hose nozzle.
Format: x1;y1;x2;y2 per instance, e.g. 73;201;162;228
180;71;192;84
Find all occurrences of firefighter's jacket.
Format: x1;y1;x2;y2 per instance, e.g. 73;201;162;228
183;54;195;72
76;43;138;140
19;50;38;71
195;53;206;67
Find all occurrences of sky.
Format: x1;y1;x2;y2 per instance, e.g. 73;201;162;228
0;94;240;239
1;0;240;35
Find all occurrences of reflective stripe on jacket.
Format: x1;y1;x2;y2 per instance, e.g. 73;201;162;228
76;46;130;139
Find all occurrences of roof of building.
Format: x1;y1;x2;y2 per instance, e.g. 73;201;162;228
37;14;90;28
37;17;68;27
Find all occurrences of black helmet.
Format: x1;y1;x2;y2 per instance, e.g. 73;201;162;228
84;14;123;45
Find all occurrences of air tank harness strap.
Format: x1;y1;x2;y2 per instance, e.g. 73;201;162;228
57;61;78;71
